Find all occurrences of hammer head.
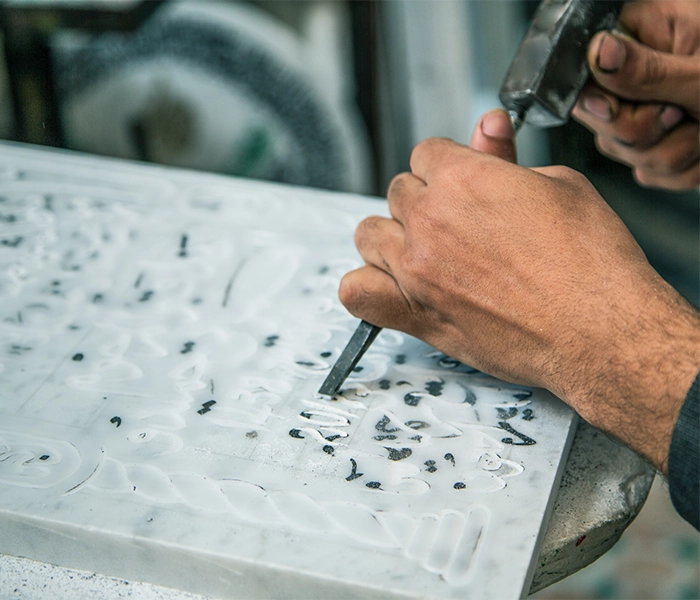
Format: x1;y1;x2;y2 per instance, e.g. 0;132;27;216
499;0;622;129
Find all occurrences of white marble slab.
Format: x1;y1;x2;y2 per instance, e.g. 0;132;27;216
0;142;576;600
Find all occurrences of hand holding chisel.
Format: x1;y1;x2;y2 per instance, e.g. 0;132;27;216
318;0;622;398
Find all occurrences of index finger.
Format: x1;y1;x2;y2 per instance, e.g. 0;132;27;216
409;137;467;183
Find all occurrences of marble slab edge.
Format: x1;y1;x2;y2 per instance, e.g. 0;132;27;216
0;510;417;600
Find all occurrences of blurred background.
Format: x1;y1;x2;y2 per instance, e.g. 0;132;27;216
0;1;697;598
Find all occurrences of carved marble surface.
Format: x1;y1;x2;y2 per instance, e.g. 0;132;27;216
0;142;576;599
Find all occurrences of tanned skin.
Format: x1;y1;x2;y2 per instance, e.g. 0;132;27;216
339;0;700;474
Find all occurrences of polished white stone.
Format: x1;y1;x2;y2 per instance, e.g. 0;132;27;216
0;142;575;599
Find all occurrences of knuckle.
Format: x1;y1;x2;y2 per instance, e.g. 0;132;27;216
615;108;663;149
387;172;410;198
595;135;622;159
649;148;698;176
411;136;450;161
432;154;472;185
543;165;589;187
632;169;658;188
354;216;380;249
641;50;668;89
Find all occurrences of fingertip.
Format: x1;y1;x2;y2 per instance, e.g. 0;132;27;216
594;31;627;74
660;105;684;131
580;93;614;121
481;109;514;140
470;109;517;163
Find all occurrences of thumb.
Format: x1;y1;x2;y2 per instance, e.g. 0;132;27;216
589;31;700;119
470;109;518;163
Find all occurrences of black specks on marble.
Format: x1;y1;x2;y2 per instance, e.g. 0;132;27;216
39;455;50;461
178;234;189;258
346;458;363;481
192;297;203;305
197;400;216;415
425;379;444;397
453;482;466;490
522;409;534;421
16;311;22;324
499;421;536;445
404;392;422;406
373;434;397;441
134;273;144;288
68;324;80;330
0;214;17;223
246;431;258;439
424;460;438;473
396;380;411;386
497;407;518;420
110;416;122;427
180;341;195;354
264;335;279;347
93;293;104;304
379;379;391;390
299;411;312;419
296;361;315;367
289;429;304;439
365;481;382;489
72;353;84;361
352;365;363;373
513;390;533;401
318;265;329;274
444;453;455;466
322;445;335;455
222;259;248;308
375;415;399;433
0;236;23;247
405;420;430;430
138;290;154;302
325;435;341;442
385;447;412;461
395;354;406;364
320;351;331;358
9;345;31;355
463;388;477;405
409;435;422;442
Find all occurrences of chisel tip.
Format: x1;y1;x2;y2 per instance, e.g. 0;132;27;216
318;320;382;397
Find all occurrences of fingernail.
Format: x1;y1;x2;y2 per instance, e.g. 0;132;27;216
660;105;684;130
581;94;613;121
597;33;626;73
481;111;513;139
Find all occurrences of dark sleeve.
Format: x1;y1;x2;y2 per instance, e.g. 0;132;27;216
668;372;699;530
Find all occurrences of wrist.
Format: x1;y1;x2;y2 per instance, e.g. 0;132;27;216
555;278;700;473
